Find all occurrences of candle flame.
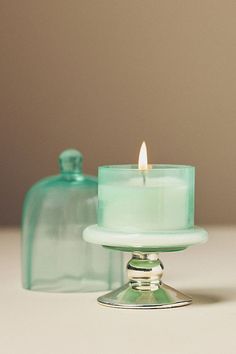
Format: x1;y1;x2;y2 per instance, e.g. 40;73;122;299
138;141;148;171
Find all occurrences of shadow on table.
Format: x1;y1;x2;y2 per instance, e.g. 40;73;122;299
183;287;236;305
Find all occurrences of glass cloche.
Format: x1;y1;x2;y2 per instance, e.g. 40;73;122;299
21;149;124;292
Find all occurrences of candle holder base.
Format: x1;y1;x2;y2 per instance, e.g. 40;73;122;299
98;252;191;309
83;225;208;309
98;283;191;309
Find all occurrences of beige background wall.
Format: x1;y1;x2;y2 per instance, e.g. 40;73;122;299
1;1;236;225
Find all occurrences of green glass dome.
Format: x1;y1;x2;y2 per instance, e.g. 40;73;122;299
21;149;124;292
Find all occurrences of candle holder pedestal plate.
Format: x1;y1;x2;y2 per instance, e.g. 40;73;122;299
83;225;208;309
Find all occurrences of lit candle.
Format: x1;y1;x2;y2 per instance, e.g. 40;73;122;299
98;143;194;232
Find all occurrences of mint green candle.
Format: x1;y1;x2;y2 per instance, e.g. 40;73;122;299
98;165;194;232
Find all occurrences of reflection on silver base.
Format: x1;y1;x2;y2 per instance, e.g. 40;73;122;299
98;282;192;309
97;252;192;309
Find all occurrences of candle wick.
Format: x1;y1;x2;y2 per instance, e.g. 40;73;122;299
142;171;146;185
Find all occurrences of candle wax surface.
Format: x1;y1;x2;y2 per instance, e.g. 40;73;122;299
98;176;194;232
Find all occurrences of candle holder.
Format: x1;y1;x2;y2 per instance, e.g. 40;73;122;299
83;225;208;309
84;162;208;309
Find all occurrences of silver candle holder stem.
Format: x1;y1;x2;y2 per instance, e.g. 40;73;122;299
97;251;192;309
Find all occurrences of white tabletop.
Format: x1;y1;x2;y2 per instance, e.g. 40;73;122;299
1;226;235;354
